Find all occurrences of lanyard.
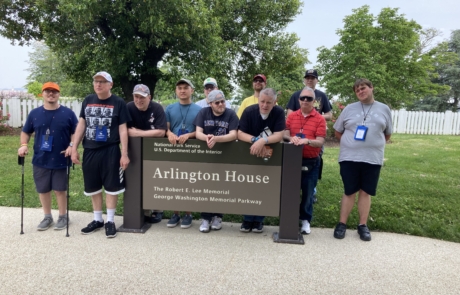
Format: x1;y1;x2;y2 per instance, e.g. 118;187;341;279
180;104;192;128
298;111;310;133
45;107;58;140
361;103;374;125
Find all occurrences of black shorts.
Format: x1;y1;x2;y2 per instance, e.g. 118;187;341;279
82;144;125;196
33;166;67;193
339;161;382;196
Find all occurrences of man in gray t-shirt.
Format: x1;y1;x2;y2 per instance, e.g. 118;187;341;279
332;78;392;242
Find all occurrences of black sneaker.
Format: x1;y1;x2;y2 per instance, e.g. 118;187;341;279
357;224;371;241
81;220;104;235
144;212;163;224
333;222;347;239
105;221;117;238
240;221;252;233
252;222;264;233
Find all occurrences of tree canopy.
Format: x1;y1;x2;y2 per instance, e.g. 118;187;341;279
1;0;306;100
316;5;451;109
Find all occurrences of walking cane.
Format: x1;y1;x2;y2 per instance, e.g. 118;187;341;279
18;156;25;235
66;156;71;237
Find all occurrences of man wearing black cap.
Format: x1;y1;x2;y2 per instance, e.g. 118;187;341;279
237;74;267;118
286;69;332;120
127;84;167;224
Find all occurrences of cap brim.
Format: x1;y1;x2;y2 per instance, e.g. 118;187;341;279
133;91;149;97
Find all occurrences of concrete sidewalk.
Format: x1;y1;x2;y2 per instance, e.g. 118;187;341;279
1;206;459;295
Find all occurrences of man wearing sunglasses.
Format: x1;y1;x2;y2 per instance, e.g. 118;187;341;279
236;74;267;118
284;87;326;235
286;69;332;203
195;77;232;109
193;90;239;233
238;88;285;233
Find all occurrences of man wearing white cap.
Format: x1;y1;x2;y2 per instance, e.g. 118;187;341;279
127;84;167;223
71;71;131;238
195;77;232;109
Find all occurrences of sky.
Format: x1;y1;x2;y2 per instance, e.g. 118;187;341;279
0;0;459;89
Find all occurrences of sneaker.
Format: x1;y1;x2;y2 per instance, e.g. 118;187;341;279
54;215;69;230
37;216;54;231
181;214;193;229
240;221;252;233
333;222;347;239
252;222;264;233
105;221;117;238
301;220;311;235
167;214;181;228
150;212;163;224
81;220;104;235
357;224;371;241
211;216;222;230
199;219;210;233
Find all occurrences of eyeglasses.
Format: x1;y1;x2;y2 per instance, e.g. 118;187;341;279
253;80;265;84
213;100;225;105
43;89;59;94
204;85;215;91
299;96;314;102
93;80;110;85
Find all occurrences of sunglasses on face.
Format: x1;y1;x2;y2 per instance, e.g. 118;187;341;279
299;96;314;102
213;100;225;105
253;80;265;83
204;85;215;91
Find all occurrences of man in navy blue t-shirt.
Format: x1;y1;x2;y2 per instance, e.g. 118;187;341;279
18;82;78;231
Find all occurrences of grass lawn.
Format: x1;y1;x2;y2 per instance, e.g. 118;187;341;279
0;132;459;242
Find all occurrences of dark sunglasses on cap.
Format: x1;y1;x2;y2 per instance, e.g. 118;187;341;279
299;96;314;102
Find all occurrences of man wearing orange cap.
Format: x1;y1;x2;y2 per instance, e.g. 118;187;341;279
18;82;78;231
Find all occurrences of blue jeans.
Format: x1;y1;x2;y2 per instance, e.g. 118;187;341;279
201;212;223;222
243;215;265;223
299;157;320;222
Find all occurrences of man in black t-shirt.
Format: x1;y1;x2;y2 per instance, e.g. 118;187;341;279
127;84;167;224
71;71;131;239
238;88;285;234
193;90;239;233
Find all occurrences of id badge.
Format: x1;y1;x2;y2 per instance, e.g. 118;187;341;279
177;129;189;136
95;126;108;142
296;133;305;138
354;125;368;141
40;135;53;151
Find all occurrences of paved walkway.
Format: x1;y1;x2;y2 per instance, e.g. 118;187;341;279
1;207;459;295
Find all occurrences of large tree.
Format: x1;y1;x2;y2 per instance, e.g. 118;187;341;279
1;0;306;100
316;6;449;109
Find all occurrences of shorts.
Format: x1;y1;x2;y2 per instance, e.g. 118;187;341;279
339;161;382;196
33;165;67;193
82;144;125;196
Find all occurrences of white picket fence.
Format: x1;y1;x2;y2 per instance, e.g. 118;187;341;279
2;97;81;128
391;109;460;135
2;98;460;135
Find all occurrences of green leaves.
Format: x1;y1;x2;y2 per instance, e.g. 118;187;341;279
317;5;450;109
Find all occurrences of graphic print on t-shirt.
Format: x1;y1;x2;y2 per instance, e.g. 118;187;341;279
85;104;114;141
204;119;230;136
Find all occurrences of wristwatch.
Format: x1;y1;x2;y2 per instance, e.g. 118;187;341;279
69;142;74;147
307;139;311;146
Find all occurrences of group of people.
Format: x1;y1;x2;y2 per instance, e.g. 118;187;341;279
18;69;392;242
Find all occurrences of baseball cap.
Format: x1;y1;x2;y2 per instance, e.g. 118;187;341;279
176;78;195;89
203;77;218;87
42;82;60;92
93;71;113;83
253;74;267;83
304;69;318;79
133;84;150;97
207;90;225;103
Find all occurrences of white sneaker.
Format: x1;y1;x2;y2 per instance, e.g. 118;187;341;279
199;219;210;233
211;216;222;230
301;220;311;234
